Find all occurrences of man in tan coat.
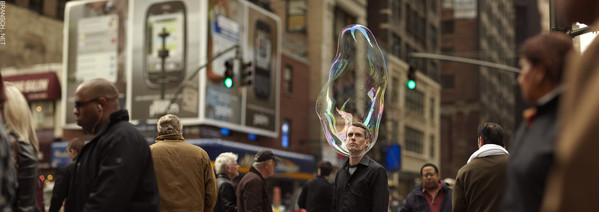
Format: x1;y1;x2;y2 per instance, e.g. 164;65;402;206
541;0;599;211
151;114;217;211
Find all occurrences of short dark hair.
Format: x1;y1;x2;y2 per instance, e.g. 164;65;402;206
477;122;505;147
317;161;333;176
349;122;371;141
420;163;439;176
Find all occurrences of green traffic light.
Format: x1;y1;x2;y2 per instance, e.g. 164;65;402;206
407;80;416;89
224;78;233;88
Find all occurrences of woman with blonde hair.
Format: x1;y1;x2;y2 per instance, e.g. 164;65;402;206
3;82;40;212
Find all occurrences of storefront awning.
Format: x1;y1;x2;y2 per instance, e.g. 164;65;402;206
4;72;61;101
188;139;315;180
51;139;317;180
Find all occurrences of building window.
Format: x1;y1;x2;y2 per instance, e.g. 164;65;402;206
430;0;438;12
392;0;402;21
442;0;453;8
429;135;435;158
405;5;415;37
405;127;424;154
441;74;455;89
333;7;357;52
441;47;454;56
442;20;454;34
284;65;293;94
428;25;438;50
282;120;291;148
287;0;306;32
392;77;399;104
392;120;399;143
428;62;439;82
391;34;402;58
417;16;426;46
405;89;424;116
429;98;435;121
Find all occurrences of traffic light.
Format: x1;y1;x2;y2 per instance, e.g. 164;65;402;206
407;66;416;90
241;61;253;86
223;60;234;88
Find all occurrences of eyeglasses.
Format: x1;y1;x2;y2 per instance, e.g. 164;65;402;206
74;98;99;109
422;173;437;178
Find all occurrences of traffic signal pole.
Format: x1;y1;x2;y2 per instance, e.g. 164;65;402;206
549;0;595;37
410;53;521;73
161;44;240;115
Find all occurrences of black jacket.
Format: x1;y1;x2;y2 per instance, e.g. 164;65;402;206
65;110;160;212
214;173;237;212
10;131;39;212
332;155;388;212
298;176;333;212
237;167;272;212
503;95;559;212
49;162;74;212
0;119;16;211
401;182;452;212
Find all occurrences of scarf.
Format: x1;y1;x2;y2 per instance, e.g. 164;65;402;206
467;144;509;164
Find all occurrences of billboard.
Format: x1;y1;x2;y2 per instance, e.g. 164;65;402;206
203;0;280;137
63;0;279;137
62;0;129;127
128;0;205;121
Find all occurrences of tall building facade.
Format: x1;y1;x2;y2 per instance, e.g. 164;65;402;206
302;0;369;164
440;0;517;179
367;0;442;199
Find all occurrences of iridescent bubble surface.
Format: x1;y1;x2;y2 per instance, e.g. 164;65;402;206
315;24;388;156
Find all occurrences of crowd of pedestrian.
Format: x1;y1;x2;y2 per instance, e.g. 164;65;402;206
0;0;596;211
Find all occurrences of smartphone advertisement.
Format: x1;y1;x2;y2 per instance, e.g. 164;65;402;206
63;0;129;127
129;0;204;121
243;4;279;134
203;0;279;137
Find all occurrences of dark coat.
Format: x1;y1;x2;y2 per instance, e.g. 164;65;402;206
236;167;272;212
331;155;388;212
10;131;40;212
214;174;237;212
452;155;508;212
49;162;74;212
297;176;333;212
0;120;17;211
401;182;452;212
65;110;160;212
502;95;559;212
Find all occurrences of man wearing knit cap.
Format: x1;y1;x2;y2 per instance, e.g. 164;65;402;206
237;150;280;212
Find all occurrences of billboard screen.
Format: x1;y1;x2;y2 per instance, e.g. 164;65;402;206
63;0;128;127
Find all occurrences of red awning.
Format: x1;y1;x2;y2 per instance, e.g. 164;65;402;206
4;72;61;101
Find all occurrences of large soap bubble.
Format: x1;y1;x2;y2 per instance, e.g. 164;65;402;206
316;24;388;156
